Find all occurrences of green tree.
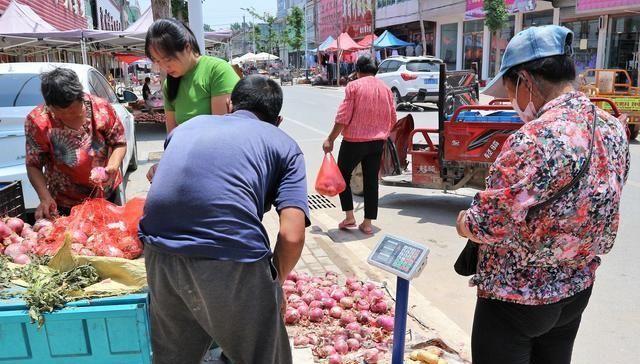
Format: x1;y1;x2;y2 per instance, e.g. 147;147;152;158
245;8;277;56
484;0;508;32
171;0;188;21
151;0;171;20
253;25;266;52
230;22;242;32
484;0;508;76
204;24;212;31
286;6;305;68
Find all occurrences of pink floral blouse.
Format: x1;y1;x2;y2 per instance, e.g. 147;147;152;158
464;92;630;305
25;94;126;209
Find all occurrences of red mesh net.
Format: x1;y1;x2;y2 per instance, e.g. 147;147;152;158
35;197;145;259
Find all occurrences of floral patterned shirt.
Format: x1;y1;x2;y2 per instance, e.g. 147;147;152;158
464;92;630;305
25;94;126;209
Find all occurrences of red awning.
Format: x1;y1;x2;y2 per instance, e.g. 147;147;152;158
357;34;378;48
326;32;367;52
114;54;146;64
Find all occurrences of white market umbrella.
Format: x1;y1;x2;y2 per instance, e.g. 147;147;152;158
253;52;279;61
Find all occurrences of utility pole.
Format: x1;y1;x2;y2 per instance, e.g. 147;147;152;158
370;0;375;57
188;0;205;53
335;0;340;86
304;1;308;70
417;0;427;56
243;15;247;54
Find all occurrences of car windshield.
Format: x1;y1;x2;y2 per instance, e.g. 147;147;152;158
406;61;440;72
0;73;43;107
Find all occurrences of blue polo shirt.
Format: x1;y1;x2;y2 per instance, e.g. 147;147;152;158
139;110;310;262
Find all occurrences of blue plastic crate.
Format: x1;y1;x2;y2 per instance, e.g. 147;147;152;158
0;290;151;363
447;110;522;123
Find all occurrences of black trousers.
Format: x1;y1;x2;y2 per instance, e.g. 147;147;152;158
337;140;384;220
472;286;593;364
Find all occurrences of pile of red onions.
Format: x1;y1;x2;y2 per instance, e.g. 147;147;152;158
284;271;394;363
0;217;48;265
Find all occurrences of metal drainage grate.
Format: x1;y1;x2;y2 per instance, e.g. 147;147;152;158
308;194;336;210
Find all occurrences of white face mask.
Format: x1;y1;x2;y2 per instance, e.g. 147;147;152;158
512;75;538;123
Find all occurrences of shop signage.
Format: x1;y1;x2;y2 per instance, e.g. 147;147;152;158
465;0;537;20
576;0;640;13
317;0;373;43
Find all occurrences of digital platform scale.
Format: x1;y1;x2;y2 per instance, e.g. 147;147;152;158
367;235;430;364
367;235;430;281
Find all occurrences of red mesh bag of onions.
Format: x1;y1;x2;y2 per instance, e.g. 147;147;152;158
35;197;145;259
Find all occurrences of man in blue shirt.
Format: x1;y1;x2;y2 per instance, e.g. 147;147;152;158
140;75;309;364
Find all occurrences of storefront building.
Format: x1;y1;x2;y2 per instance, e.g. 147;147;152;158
418;0;640;87
0;0;87;30
374;0;640;86
317;0;373;43
375;0;436;56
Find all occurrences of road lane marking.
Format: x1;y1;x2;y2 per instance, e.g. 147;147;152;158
283;116;328;136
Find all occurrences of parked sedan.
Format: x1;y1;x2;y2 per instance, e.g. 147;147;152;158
0;63;138;211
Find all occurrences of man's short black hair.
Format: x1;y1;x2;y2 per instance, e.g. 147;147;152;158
355;55;377;75
145;77;151;83
230;75;283;124
40;68;84;108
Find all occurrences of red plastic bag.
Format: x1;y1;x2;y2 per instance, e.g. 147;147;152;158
36;198;145;259
315;153;346;197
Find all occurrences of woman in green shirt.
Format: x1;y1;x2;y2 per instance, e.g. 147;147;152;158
145;19;240;181
145;19;240;133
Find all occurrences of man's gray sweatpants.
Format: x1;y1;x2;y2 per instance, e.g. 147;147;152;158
144;245;292;364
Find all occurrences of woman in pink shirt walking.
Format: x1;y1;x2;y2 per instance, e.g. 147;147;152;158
323;56;397;234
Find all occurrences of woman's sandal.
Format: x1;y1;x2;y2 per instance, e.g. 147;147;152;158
338;220;357;230
358;224;374;235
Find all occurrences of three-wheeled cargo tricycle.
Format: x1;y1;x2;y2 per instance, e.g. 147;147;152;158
579;68;639;140
349;64;629;195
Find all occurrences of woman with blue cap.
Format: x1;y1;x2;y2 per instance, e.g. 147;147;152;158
455;25;629;363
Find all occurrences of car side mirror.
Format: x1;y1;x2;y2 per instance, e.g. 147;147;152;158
120;90;138;103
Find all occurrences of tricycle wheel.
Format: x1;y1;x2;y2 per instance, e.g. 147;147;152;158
351;163;364;196
629;124;639;141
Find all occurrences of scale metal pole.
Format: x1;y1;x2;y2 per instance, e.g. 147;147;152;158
391;277;410;364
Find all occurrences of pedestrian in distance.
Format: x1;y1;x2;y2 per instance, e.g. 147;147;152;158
323;55;397;235
144;18;240;181
142;76;151;101
455;25;630;364
139;75;310;364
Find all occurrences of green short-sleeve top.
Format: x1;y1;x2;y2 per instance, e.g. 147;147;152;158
163;55;240;124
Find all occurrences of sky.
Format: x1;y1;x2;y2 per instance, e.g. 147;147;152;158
137;0;278;30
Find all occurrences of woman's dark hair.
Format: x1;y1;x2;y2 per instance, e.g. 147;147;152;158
231;75;283;124
504;54;576;86
40;68;84;108
355;55;378;75
145;18;201;102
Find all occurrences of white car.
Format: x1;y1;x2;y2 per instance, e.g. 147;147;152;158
0;63;138;211
376;56;444;104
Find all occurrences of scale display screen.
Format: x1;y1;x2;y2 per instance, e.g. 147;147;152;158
367;235;429;280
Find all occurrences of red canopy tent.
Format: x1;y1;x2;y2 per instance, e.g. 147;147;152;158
114;54;146;64
325;32;367;52
357;34;378;48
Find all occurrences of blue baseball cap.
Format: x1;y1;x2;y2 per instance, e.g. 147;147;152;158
482;25;574;98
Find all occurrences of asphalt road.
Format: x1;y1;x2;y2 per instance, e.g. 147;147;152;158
126;84;639;364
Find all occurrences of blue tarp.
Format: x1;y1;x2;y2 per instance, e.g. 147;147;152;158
311;36;335;52
374;30;413;49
